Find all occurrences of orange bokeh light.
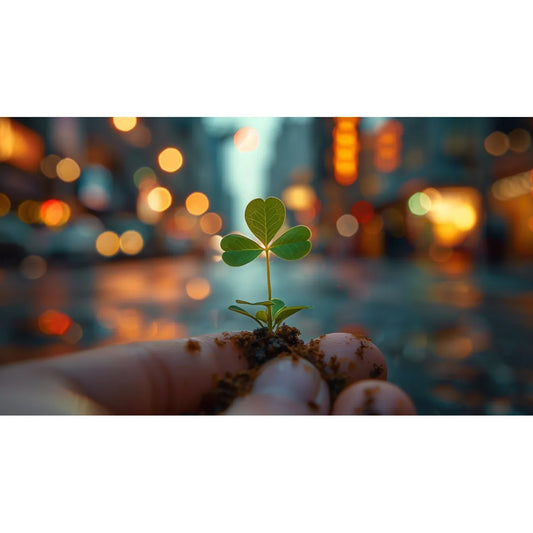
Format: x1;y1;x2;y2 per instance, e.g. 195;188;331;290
199;212;223;234
333;117;360;185
234;127;259;152
185;192;209;216
351;201;374;224
38;310;72;336
158;147;184;173
40;199;70;227
185;278;211;300
374;120;403;173
112;117;137;132
147;186;172;212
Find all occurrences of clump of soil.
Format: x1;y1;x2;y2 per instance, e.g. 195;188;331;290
199;325;355;414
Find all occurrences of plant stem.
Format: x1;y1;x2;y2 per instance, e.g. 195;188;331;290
265;247;273;331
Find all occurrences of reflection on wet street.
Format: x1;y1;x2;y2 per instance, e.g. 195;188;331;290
1;255;532;415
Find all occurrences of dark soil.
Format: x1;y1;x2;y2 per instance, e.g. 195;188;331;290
199;325;356;414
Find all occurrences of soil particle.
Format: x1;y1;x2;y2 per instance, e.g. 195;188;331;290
199;326;357;414
369;363;384;378
354;386;380;415
186;339;201;353
355;341;367;360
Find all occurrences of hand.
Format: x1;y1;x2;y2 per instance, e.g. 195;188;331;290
0;332;415;415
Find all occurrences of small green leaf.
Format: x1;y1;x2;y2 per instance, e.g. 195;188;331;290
235;299;274;306
228;305;264;327
221;234;263;266
270;226;311;260
245;197;285;246
255;310;268;323
273;305;311;326
270;298;285;316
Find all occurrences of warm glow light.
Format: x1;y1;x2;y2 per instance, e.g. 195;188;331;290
40;199;71;227
112;117;137;132
96;231;120;257
408;192;432;216
528;216;533;232
120;230;144;255
158;147;184;173
56;158;81;182
38;310;72;336
17;200;41;224
351;200;374;224
199;212;223;234
147;186;172;212
20;255;47;279
508;129;531;153
185;192;209;215
0;118;44;171
234;127;259;152
0;193;10;216
282;184;317;211
185;277;211;300
336;214;359;237
454;204;477;231
40;154;61;178
484;131;509;156
374;120;403;173
333;117;360;185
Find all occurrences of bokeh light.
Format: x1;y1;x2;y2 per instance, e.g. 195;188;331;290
282;184;317;211
20;255;47;280
408;192;432;216
38;310;72;336
119;230;144;255
112;117;137;132
17;200;41;224
0;193;10;216
199;212;223;234
484;131;509;156
351;200;374;223
508;129;531;153
56;157;81;182
336;214;359;237
96;231;120;257
185;277;211;300
39;199;71;227
454;204;477;231
234;127;259;152
185;192;209;215
40;154;61;178
147;186;172;212
158;147;184;173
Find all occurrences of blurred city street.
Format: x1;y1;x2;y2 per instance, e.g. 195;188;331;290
2;116;533;415
1;253;532;415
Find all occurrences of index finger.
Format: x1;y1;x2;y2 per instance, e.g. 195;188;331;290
0;332;247;415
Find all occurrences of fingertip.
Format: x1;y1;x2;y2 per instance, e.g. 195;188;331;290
332;379;417;415
314;332;388;385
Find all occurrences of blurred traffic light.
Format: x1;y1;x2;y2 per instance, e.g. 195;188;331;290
333;117;360;185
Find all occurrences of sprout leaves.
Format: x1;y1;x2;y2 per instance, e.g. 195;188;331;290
245;197;285;246
270;225;311;260
220;234;262;266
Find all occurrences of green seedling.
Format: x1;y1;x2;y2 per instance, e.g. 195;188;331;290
221;196;312;333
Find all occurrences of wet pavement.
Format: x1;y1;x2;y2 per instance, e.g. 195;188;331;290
1;254;533;415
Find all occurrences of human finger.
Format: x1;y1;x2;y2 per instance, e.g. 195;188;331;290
311;332;388;386
224;355;330;415
0;332;247;415
332;379;417;415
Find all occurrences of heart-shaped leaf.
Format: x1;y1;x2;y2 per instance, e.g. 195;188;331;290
270;226;311;260
228;305;264;327
273;305;311;326
245;197;285;246
221;234;263;266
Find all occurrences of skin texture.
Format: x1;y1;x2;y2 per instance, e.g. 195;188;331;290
0;332;412;415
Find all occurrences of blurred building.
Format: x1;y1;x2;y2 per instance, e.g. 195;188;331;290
0;117;233;265
309;117;533;261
